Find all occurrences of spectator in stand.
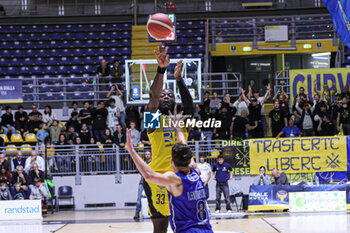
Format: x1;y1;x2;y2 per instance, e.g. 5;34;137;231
209;91;221;117
56;134;72;172
28;162;45;185
0;183;12;200
107;98;120;134
271;169;289;185
107;85;126;129
1;106;16;136
129;121;140;147
214;106;233;140
0;165;11;185
241;87;269;138
79;123;91;145
114;124;126;147
24;150;45;173
140;129;151;149
268;101;288;137
29;178;48;206
331;94;342;124
87;137;101;171
70;101;80;116
36;123;49;146
317;113;336;136
97;59;111;77
15;105;28;134
28;104;43;132
42;105;57;124
126;106;141;130
0;153;11;172
197;154;211;200
292;93;310;126
295;87;307;103
11;151;26;172
276;117;301;139
102;128;115;171
65;126;78;145
79;101;93;138
337;97;350;135
212;155;233;213
314;80;337;103
196;91;210;119
92;101;108;142
221;93;236;115
295;99;317;136
273;87;290;116
230;110;258;140
133;150;152;220
11;165;29;198
102;128;115;146
187;126;201;142
110;59;124;84
48;120;64;144
233;94;249;118
252;166;270;186
199;105;214;146
11;183;27;200
40;138;57;173
66;112;81;132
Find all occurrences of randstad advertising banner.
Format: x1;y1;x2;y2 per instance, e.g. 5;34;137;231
289;68;350;103
249;136;348;174
0;200;42;220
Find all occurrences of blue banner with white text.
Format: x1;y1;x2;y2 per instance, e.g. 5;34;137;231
0;80;23;103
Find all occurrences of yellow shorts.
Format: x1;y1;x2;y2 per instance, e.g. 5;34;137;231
143;180;169;218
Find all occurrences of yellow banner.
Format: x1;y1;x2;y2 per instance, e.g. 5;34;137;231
249;136;348;174
290;68;350;103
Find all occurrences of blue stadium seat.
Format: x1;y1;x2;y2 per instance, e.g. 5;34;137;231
76;24;84;31
32;66;43;75
36;41;46;49
58;66;68;74
121;39;131;46
25;49;35;57
16;33;24;40
0;58;7;66
65;24;75;32
75;32;85;40
54;25;64;32
47;57;58;65
11;58;21;66
43;92;55;100
198;53;205;60
0;41;8;49
86;32;95;40
196;29;205;36
61;41;72;48
52;82;63;92
59;57;70;65
72;91;83;99
13;50;24;57
50;49;59;57
28;33;37;40
0;67;3;75
57;92;65;100
40;33;49;40
88;24;98;31
99;32;109;40
185;45;195;53
73;49;83;56
49;41;59;48
97;40;106;47
73;40;83;47
186;29;195;37
6;67;17;75
175;53;182;59
63;32;73;40
37;49;47;57
30;25;39;32
19;67;30;75
86;91;95;99
109;48;120;56
72;57;82;65
1;50;11;57
85;48;95;56
109;40;119;47
80;82;91;91
120;56;130;63
13;41;22;49
50;33;60;40
178;38;188;44
82;65;93;73
66;82;75;92
83;56;94;64
24;41;34;48
23;94;34;101
121;31;131;38
39;83;50;92
61;49;71;56
194;37;204;43
110;31;120;39
22;58;32;66
35;57;45;65
122;47;131;55
122;24;131;31
111;24;120;31
174;46;182;53
45;66;56;74
86;40;95;47
196;45;205;53
70;66;81;74
97;48;106;56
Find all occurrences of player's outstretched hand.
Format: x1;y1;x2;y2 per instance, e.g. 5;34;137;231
168;105;186;130
174;60;183;81
154;43;169;68
126;128;133;151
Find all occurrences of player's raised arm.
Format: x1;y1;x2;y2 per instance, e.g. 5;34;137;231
147;43;170;112
126;129;180;186
174;60;194;117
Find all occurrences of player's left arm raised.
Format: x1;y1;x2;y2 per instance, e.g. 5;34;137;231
126;129;181;186
174;60;194;117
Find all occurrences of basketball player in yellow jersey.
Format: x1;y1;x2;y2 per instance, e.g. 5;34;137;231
144;43;194;233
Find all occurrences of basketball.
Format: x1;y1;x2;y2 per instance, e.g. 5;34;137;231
147;13;173;39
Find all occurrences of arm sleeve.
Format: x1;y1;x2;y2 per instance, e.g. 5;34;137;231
264;175;271;185
252;175;260;185
177;79;194;116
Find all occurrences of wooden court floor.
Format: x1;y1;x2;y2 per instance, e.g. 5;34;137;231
0;208;349;233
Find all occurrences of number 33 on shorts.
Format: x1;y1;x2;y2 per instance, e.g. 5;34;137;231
143;181;170;218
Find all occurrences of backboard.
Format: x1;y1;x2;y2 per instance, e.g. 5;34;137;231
125;58;202;105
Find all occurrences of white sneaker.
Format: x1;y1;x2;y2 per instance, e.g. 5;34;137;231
227;210;232;213
215;210;220;214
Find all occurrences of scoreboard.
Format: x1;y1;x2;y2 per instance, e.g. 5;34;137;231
148;14;176;42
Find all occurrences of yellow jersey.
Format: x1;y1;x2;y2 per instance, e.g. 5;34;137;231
148;115;188;173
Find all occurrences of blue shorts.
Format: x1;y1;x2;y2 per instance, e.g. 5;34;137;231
181;228;213;233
